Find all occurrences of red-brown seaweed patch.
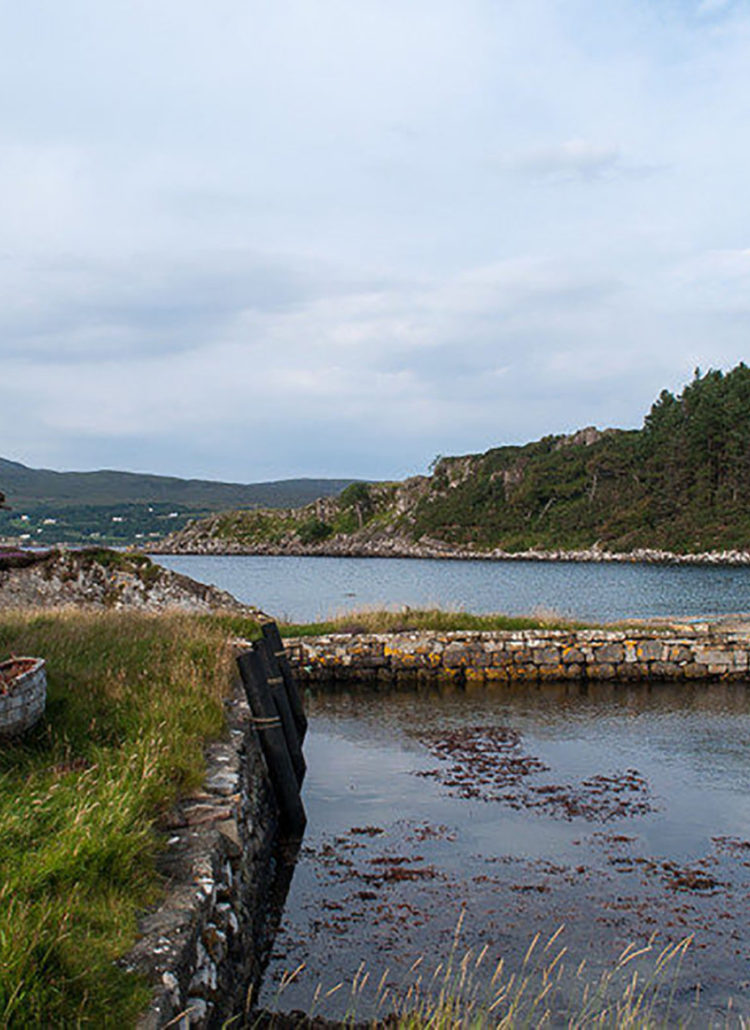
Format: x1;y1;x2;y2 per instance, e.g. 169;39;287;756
417;724;656;822
712;835;750;856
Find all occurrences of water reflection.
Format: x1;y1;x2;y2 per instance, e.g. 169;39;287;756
256;681;750;1024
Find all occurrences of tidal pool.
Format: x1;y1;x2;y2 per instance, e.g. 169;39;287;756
258;681;750;1025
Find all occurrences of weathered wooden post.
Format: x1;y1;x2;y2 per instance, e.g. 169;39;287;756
255;637;306;786
236;648;306;838
261;621;308;741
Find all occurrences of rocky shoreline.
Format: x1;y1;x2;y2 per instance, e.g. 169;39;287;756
0;547;264;614
148;535;750;566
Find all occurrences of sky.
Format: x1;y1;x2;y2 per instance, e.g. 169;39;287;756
2;0;750;483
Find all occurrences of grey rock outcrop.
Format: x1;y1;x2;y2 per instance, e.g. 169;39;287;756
0;548;261;615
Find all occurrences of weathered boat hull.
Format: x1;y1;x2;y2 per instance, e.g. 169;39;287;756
0;657;46;738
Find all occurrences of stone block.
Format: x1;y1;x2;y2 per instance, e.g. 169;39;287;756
594;643;624;663
587;662;615;680
507;664;536;680
537;664;568;680
561;646;585;664
708;664;732;677
667;645;694;663
387;648;419;669
217;820;242;858
695;647;733;668
491;651;514;667
649;661;682;679
531;646;561;665
363;641;385;657
635;640;665;661
615;663;647;681
202;924;227;963
682;662;709;679
624;642;638;663
483;667;510;681
443;644;471;667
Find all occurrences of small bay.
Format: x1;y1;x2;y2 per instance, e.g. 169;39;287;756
152;553;750;622
259;682;750;1022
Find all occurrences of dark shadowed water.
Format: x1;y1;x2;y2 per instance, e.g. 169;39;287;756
154;554;750;623
258;682;750;1026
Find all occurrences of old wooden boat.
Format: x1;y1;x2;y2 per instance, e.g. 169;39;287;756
0;656;46;737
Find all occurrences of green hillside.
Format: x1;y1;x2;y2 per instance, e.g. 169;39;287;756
159;364;750;556
0;459;357;545
412;364;750;553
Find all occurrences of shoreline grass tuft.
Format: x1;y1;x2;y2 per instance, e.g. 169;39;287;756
264;920;694;1028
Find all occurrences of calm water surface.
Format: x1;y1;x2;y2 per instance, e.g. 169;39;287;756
260;682;750;1024
154;554;750;622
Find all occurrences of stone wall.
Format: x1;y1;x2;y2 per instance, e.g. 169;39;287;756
285;626;750;686
126;687;284;1029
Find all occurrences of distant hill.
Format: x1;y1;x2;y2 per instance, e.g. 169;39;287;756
0;458;358;545
0;458;355;509
154;364;750;558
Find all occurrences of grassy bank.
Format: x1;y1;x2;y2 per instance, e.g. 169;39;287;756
0;608;260;1027
210;608;583;643
1;604;572;1025
282;609;583;637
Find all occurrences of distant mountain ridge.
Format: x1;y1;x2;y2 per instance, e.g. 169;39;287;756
0;457;358;545
154;364;750;559
0;457;355;509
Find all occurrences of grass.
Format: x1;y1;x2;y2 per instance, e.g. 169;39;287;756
206;606;652;643
274;607;586;639
267;920;694;1028
385;929;693;1028
0;608;246;1027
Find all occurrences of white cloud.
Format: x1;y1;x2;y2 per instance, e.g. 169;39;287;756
697;0;735;16
2;1;750;479
509;139;624;182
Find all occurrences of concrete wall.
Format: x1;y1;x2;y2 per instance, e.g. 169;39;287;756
286;626;750;686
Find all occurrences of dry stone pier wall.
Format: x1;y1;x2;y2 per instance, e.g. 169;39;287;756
286;626;750;686
128;687;283;1029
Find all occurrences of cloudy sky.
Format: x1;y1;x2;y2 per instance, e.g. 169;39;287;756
2;0;750;483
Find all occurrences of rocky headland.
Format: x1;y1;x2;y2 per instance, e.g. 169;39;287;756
149;531;750;566
150;366;750;565
149;495;750;566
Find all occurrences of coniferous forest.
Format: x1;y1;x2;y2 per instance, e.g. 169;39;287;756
409;363;750;552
